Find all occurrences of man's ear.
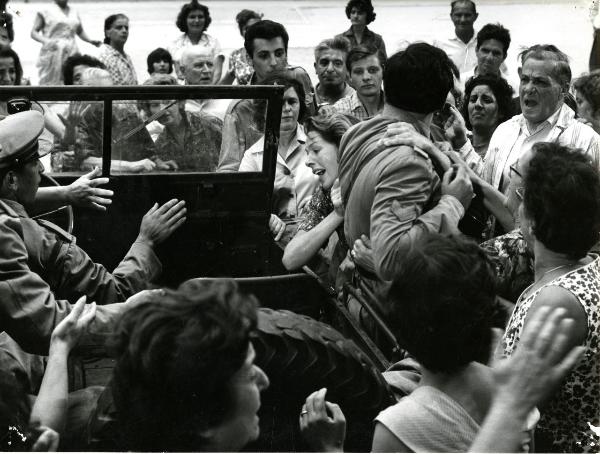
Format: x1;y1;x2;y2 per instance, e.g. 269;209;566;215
473;12;479;22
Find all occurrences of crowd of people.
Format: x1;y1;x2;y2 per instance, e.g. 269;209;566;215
0;0;599;452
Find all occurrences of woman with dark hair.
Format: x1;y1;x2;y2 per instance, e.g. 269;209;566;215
146;47;173;76
502;142;600;452
111;280;269;452
97;14;137;85
239;74;319;221
335;0;386;63
168;0;223;83
220;9;263;85
573;69;600;134
452;74;515;157
0;46;22;86
31;0;100;85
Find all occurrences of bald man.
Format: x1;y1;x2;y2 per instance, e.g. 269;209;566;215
180;46;229;120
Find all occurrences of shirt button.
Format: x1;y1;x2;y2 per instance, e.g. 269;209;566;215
282;168;291;175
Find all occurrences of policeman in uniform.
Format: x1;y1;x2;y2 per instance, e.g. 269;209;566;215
0;111;187;355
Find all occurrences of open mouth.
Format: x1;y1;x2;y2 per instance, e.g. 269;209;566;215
523;98;538;108
312;168;326;176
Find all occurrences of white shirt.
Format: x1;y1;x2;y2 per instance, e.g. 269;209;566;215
434;33;478;74
185;98;230;121
483;104;600;191
239;125;319;219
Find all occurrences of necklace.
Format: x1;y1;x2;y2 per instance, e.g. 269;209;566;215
521;263;579;300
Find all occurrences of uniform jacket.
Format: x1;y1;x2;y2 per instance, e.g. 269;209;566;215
0;199;161;354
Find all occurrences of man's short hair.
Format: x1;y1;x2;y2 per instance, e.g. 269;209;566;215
111;280;258;452
244;20;289;59
476;23;511;56
63;54;105;85
383;43;454;114
146;47;173;75
519;44;572;89
344;0;376;24
313;36;351;62
346;45;383;73
450;0;477;14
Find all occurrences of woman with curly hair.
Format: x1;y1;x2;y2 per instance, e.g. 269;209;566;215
502;142;600;452
335;0;386;63
168;0;223;83
220;9;263;85
573;69;600;134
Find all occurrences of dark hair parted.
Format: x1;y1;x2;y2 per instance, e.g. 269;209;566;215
146;47;173;75
524;142;600;260
0;46;21;84
573;70;600;115
110;280;258;452
304;112;359;147
462;74;515;130
62;53;105;85
345;44;383;72
244;20;289;59
384;43;454;114
476;23;511;56
235;9;263;36
384;233;497;373
253;72;307;129
176;0;211;34
103;14;128;44
345;0;376;24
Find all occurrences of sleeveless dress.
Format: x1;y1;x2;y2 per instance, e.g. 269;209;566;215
503;255;600;453
36;4;81;85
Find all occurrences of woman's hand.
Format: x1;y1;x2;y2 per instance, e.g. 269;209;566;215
351;235;376;274
443;105;469;149
128;159;157;173
50;296;96;354
269;214;286;242
300;388;346;453
65;167;114;211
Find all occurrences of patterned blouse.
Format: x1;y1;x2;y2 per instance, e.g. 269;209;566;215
480;229;534;303
97;44;138;85
502;256;600;453
228;47;253;85
299;186;348;251
154;110;222;171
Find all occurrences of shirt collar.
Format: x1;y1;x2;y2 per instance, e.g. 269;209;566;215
0;198;27;217
249;125;306;155
381;104;432;137
450;31;477;45
518;102;564;134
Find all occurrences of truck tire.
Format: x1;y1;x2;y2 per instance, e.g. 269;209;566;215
249;308;395;452
87;308;395;452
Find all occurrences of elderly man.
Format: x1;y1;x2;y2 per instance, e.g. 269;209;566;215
0;111;187;354
434;0;479;73
339;43;473;317
313;37;354;108
460;44;600;192
333;45;384;121
217;20;314;172
180;46;229;120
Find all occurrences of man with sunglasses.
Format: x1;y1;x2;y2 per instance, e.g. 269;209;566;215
0;111;187;355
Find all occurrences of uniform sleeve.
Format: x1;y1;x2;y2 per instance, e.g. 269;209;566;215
59;239;162;306
0;217;72;354
370;153;464;281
